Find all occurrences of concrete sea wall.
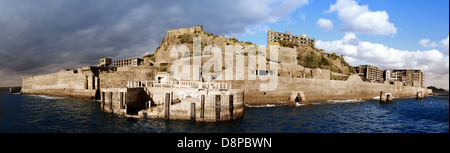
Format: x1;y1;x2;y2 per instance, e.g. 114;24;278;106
141;88;245;122
100;86;244;122
21;68;99;99
99;66;156;88
100;87;149;115
236;75;428;105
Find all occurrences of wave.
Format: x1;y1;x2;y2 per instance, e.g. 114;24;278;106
325;99;364;104
295;103;305;107
245;104;277;107
373;96;397;99
28;95;65;99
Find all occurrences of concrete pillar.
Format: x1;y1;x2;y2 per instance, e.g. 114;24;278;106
165;93;170;120
380;92;393;103
417;91;424;99
215;95;221;122
119;92;123;110
387;94;393;102
170;92;174;105
229;95;234;120
201;95;205;118
101;92;105;111
191;103;196;122
109;92;113;114
380;92;386;103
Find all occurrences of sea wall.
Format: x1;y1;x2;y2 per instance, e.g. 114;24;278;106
141;88;245;122
99;85;244;122
21;68;99;99
232;75;428;105
99;66;156;88
100;87;149;115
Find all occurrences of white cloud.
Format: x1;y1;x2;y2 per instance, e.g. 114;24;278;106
0;0;311;87
325;0;397;35
419;38;437;48
420;36;449;55
316;34;449;89
316;18;333;31
439;36;449;55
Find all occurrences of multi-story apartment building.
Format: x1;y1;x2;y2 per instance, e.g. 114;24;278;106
113;58;143;67
355;65;384;83
385;69;424;87
267;30;315;46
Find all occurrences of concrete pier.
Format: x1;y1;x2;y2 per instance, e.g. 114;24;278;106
380;92;393;103
9;87;21;93
100;83;244;122
286;91;308;106
417;91;425;99
140;88;244;122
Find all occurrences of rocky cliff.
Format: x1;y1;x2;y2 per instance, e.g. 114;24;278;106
150;25;355;79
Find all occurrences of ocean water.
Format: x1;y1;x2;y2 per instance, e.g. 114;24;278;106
0;88;448;133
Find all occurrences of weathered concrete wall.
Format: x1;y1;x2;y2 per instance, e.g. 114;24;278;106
9;87;21;93
100;87;150;115
99;66;156;88
146;87;200;105
141;89;245;122
234;74;429;105
21;68;98;99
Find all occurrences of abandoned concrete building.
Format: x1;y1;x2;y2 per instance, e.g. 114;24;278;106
354;64;425;88
267;30;315;46
98;58;112;67
385;69;425;87
113;58;143;67
355;65;384;83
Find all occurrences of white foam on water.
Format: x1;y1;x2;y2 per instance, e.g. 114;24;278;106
29;95;65;99
245;104;278;107
325;99;364;103
295;103;305;107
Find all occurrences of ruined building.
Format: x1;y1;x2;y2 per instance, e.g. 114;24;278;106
355;65;384;83
113;58;143;67
267;30;315;46
98;58;112;67
385;69;424;87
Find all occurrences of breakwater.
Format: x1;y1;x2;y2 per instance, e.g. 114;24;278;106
231;75;429;105
21;67;429;106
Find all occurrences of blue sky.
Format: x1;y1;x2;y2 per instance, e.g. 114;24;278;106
237;0;449;89
239;0;449;51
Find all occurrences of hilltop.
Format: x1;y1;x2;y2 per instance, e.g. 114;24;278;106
144;25;355;79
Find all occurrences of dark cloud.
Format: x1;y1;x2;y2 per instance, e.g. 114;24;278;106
0;0;308;87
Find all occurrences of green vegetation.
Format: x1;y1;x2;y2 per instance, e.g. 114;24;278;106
231;38;239;43
178;34;193;44
143;53;154;58
278;40;299;48
303;52;322;68
159;63;169;72
244;41;254;45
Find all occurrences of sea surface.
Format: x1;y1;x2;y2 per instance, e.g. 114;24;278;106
0;88;448;133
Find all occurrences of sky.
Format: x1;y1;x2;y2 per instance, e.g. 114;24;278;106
0;0;448;89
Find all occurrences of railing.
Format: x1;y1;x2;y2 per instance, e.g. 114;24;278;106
126;80;231;90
